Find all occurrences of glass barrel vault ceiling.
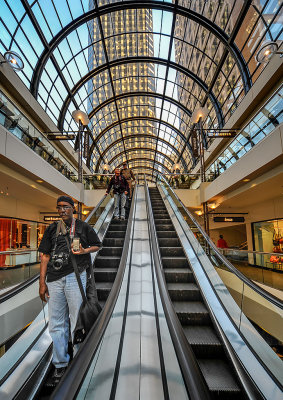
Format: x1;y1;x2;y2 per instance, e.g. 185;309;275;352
0;0;282;181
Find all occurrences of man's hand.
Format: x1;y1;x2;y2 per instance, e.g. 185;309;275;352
39;281;49;302
72;244;100;255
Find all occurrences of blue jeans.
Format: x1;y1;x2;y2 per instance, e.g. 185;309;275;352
114;193;127;218
47;271;86;368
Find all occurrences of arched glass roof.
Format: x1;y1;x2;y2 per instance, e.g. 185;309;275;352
1;0;282;182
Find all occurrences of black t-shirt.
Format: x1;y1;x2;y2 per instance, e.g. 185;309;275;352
38;219;101;282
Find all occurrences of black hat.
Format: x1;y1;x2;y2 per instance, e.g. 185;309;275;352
57;195;74;207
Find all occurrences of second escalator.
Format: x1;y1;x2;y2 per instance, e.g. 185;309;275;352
149;187;244;399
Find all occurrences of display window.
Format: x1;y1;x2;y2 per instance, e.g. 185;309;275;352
252;218;283;269
0;218;48;267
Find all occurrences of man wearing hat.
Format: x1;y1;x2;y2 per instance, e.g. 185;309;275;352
120;161;135;199
38;195;101;385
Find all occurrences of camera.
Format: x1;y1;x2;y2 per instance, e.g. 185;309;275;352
50;252;69;270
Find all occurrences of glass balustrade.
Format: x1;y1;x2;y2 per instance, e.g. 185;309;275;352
0;90;78;181
0;249;40;292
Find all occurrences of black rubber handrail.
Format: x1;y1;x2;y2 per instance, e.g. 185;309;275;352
161;183;283;310
144;179;211;400
51;188;137;400
0;274;40;303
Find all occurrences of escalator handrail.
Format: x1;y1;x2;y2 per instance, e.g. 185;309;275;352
0;273;39;303
161;183;283;310
51;188;137;400
144;180;211;400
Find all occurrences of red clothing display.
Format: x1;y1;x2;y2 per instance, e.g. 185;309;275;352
217;238;228;248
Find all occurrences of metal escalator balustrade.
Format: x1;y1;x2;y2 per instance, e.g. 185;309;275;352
148;188;243;399
157;183;283;399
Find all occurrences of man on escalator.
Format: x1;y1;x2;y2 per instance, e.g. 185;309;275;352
38;195;101;386
105;168;129;220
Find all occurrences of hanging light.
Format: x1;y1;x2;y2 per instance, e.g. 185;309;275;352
103;164;110;171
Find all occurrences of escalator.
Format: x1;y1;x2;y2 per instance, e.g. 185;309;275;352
149;188;242;399
146;182;282;400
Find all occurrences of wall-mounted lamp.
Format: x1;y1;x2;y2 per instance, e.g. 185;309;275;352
195;210;203;216
72;110;90;126
0;51;24;71
256;41;283;64
190;106;208;124
173;163;180;172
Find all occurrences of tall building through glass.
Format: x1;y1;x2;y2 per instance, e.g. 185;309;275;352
175;0;264;131
88;0;156;172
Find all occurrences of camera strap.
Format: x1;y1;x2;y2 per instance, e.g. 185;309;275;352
63;235;88;304
70;218;76;240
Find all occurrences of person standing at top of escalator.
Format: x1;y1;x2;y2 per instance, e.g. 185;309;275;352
120;161;135;199
217;234;228;249
38;195;101;386
105;168;129;220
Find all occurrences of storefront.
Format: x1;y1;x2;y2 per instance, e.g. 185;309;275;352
252;218;283;269
0;218;48;267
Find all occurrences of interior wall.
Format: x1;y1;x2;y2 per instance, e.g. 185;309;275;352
0;194;44;222
210;224;247;248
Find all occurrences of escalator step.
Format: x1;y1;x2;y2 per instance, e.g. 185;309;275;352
104;231;126;238
95;256;121;268
96;281;113;300
154;218;173;224
158;238;180;247
157;231;178;238
111;220;128;227
99;247;123;256
183;326;223;357
167;283;201;301
173;301;210;325
94;268;118;282
162;257;189;268
198;359;241;398
153;211;169;216
103;238;124;246
155;224;174;231
108;225;127;231
160;247;185;257
164;268;194;283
